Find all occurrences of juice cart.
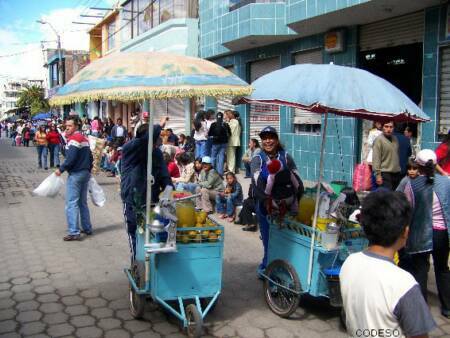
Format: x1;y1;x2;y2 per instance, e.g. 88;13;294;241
49;51;253;337
240;63;430;318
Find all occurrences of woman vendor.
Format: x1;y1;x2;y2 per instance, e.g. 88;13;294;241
250;126;303;276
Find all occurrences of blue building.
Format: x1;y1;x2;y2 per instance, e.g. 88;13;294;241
199;0;449;183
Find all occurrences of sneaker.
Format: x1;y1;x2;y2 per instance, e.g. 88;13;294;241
80;229;93;236
44;167;48;170
63;234;81;241
226;216;235;222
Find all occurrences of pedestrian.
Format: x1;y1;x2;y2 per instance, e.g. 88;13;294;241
215;172;243;222
208;112;230;176
55;116;93;241
90;116;102;137
394;127;412;177
340;190;436;337
251;126;303;276
104;117;114;137
397;149;450;319
365;121;383;165
163;151;180;179
22;125;31;147
435;131;450;176
193;110;208;159
120;123;172;260
34;125;48;169
204;109;215;156
133;111;149;137
46;124;61;168
242;138;261;178
111;118;127;146
372;121;402;190
173;152;196;191
225;110;241;173
195;156;224;214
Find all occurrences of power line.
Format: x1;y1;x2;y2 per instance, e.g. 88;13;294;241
0;48;41;58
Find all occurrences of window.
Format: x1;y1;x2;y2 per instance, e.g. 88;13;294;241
51;63;58;87
107;22;116;50
229;0;284;11
122;1;133;43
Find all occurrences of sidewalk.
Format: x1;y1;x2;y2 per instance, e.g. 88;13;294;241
0;137;448;338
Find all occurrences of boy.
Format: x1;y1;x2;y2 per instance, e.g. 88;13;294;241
340;191;436;338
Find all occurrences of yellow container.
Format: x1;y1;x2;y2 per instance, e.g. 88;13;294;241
176;200;196;227
297;196;315;225
312;217;335;232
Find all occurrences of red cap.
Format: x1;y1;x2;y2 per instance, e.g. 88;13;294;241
142;111;149;118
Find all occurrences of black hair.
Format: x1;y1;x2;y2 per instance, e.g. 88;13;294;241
176;152;192;165
225;172;236;179
66;116;80;127
162;152;171;163
136;124;149;138
360;191;411;247
407;159;419;170
250;138;260;148
421;160;435;184
193;110;205;131
206;109;215;120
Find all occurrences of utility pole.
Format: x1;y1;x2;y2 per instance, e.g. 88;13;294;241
37;20;63;87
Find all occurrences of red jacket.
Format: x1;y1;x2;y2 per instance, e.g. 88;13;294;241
46;131;61;145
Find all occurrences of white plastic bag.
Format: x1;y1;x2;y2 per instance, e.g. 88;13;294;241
88;177;106;207
33;173;64;198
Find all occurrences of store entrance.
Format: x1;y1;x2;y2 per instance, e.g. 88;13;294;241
359;43;423;136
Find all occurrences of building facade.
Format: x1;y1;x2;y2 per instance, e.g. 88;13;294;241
87;0;199;134
199;0;448;183
45;49;90;117
0;78;44;120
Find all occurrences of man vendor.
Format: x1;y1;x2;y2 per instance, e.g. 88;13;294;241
120;121;172;261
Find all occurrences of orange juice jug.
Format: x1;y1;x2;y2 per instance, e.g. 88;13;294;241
297;196;315;225
176;200;196;227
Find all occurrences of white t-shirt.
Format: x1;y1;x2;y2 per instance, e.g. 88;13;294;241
340;251;435;338
115;126;125;137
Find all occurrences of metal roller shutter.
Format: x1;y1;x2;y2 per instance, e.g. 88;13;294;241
293;49;322;126
360;11;424;52
153;98;185;135
439;47;450;135
217;66;236;114
249;57;280;139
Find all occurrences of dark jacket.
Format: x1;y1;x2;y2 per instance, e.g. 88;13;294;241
120;125;172;206
111;125;127;138
208;121;230;144
59;132;93;174
394;132;412;175
405;174;450;254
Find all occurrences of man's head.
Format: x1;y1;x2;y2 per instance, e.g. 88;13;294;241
65;116;80;136
259;126;280;155
201;156;212;171
117;118;123;126
382;121;394;137
360;191;411;249
142;112;149;122
404;126;413;139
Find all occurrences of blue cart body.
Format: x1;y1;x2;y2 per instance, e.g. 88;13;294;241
267;219;367;299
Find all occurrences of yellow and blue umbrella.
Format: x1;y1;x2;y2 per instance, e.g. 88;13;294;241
50;51;252;105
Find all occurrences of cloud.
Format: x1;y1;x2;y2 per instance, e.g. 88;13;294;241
0;6;91;81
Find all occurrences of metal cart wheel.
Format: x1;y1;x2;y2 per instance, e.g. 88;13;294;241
264;259;301;318
185;303;203;338
129;261;146;319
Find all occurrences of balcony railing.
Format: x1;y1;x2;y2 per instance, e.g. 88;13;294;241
229;0;285;12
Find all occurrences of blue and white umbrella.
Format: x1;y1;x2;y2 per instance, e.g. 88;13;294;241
242;63;429;122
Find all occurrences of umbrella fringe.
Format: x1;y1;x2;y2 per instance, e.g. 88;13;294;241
49;87;252;106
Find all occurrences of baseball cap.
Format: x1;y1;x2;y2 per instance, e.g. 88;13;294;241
201;156;212;164
259;126;278;138
142;111;149;118
415;149;437;166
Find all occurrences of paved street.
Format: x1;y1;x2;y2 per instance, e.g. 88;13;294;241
0;137;448;338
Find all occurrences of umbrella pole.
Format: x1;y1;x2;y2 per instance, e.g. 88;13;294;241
145;99;154;245
307;111;329;288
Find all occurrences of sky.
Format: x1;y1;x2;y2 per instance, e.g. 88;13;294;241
0;0;117;84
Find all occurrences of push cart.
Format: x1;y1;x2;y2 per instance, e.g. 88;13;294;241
262;218;367;317
125;194;224;337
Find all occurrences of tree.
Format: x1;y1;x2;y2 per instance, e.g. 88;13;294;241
17;85;49;116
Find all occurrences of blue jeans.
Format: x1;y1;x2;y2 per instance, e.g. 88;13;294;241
211;143;227;176
176;182;199;194
65;170;92;235
205;137;213;157
256;201;269;270
48;144;60;167
36;145;48;168
195;140;207;159
215;194;241;216
244;162;251;177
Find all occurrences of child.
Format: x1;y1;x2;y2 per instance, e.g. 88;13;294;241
216;172;243;222
396;159;419;192
340;191;436;338
163;151;180;179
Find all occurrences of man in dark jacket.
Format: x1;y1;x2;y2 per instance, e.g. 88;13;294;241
120;123;172;260
55;116;94;241
208;112;230;176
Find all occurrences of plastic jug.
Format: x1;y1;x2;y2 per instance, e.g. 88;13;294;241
176;200;196;227
297;196;315;225
321;222;340;250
